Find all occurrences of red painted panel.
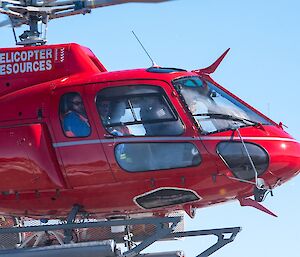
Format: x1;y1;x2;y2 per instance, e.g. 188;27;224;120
0;43;106;97
0;123;65;192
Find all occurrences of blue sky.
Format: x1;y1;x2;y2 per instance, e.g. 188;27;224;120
1;0;300;256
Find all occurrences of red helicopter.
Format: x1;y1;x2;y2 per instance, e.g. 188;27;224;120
0;0;300;256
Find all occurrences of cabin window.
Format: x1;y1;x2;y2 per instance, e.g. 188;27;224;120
115;142;201;172
59;92;91;137
96;85;184;136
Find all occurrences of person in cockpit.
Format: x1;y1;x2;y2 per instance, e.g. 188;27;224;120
63;93;91;137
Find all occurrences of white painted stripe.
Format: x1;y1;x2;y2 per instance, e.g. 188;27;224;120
53;139;101;148
200;136;299;143
52;136;299;148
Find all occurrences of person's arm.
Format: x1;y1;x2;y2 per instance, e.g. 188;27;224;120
63;112;76;137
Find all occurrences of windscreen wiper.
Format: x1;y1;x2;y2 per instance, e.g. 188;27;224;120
193;113;260;127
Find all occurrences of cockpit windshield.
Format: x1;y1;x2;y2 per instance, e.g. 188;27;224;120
173;77;272;134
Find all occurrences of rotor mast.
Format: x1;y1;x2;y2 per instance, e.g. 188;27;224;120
18;0;48;46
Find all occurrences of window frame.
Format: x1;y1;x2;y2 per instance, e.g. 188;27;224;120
96;85;185;137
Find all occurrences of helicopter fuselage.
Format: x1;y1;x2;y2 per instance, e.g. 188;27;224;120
0;43;299;218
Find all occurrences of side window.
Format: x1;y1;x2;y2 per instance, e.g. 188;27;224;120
115;143;201;172
59;92;91;138
96;85;184;136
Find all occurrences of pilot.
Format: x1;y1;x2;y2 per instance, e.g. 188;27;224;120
63;94;91;137
141;97;182;136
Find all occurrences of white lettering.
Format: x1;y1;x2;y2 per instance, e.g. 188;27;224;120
33;61;39;72
19;63;26;73
26;62;33;73
14;52;20;62
20;51;27;62
12;63;19;74
0;53;5;64
39;60;45;71
0;49;55;75
39;49;45;59
46;60;52;70
33;50;39;60
6;64;12;75
0;65;5;75
46;49;52;59
6;52;12;63
27;50;34;60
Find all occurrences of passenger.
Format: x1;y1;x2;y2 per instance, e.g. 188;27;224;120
63;94;91;137
108;100;130;136
97;100;111;125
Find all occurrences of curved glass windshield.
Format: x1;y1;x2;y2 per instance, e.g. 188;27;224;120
173;77;272;134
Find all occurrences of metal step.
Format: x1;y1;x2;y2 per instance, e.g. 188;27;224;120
0;240;117;257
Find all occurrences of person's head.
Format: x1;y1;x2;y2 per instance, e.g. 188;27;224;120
188;99;198;114
68;93;86;115
97;100;111;122
109;100;126;123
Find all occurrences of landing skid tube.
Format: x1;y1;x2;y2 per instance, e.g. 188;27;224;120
0;216;241;257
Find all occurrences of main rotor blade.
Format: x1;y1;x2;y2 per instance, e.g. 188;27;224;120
1;0;24;5
46;0;172;7
0;16;26;27
87;0;172;8
0;18;11;27
0;7;24;18
8;4;74;13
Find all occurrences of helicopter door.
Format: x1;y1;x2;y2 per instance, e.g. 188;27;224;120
88;81;216;184
50;87;114;188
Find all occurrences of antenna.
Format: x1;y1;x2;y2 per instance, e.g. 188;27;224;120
132;31;159;67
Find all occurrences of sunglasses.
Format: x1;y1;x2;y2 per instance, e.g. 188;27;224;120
72;101;83;106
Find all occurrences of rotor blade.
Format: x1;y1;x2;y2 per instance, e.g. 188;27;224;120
0;0;24;5
0;7;24;18
47;0;173;19
46;0;172;7
50;8;88;19
0;15;26;27
8;4;74;13
0;18;11;27
85;0;172;9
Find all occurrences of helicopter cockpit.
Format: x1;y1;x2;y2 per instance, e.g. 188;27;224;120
173;76;272;134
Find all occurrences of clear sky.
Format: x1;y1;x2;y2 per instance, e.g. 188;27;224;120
1;0;300;256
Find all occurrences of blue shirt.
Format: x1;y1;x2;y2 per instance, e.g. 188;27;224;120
63;111;91;137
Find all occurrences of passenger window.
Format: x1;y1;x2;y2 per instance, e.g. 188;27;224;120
59;92;91;137
96;85;184;136
115;143;201;172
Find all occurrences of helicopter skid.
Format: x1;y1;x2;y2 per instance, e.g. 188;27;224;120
0;216;241;257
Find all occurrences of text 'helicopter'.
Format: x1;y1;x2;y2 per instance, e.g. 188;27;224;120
0;0;300;256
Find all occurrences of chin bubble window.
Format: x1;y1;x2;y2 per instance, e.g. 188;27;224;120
217;141;269;180
135;188;200;209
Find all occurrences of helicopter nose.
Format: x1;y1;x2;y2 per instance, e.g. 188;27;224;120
267;138;300;185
